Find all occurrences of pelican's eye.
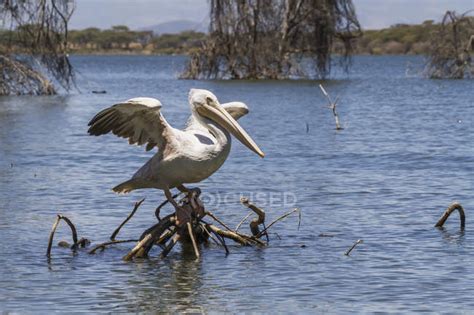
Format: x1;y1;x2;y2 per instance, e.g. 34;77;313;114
206;96;214;105
192;98;205;107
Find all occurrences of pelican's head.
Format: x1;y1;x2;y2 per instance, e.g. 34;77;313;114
189;89;264;158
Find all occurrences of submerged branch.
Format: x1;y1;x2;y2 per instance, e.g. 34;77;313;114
46;214;79;258
89;239;139;254
435;202;466;229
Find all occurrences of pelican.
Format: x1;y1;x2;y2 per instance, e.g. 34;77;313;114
88;89;264;222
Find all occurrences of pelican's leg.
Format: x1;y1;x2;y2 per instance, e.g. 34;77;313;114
177;184;203;217
177;184;201;197
164;187;189;227
177;184;190;194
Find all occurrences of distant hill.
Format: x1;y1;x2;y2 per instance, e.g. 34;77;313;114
140;20;207;35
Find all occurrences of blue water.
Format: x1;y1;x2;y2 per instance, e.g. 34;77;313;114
0;55;472;313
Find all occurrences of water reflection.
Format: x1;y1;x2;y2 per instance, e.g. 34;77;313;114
122;245;204;313
437;227;466;245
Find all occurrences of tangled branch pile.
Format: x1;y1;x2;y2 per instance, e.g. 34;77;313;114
182;0;361;80
426;11;474;79
47;191;302;260
0;0;75;95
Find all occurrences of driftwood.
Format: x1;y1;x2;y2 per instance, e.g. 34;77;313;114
89;239;138;254
46;191;300;260
435;202;466;229
319;84;343;130
47;198;469;261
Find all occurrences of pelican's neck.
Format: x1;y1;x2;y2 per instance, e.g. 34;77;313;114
208;121;231;147
191;109;231;147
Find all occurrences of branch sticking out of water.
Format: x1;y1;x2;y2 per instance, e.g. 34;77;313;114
207;224;252;246
435;202;466;229
46;214;80;258
187;222;201;259
235;211;253;232
344;239;363;256
240;197;266;236
319;84;343;130
256;208;301;239
110;198;145;241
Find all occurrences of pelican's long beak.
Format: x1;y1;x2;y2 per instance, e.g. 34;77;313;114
198;103;265;158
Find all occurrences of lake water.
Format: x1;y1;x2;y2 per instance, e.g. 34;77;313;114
0;55;472;313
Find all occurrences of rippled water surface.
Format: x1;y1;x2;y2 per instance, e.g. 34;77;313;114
0;55;473;313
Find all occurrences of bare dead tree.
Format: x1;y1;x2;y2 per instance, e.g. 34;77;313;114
425;11;473;79
182;0;361;80
0;0;75;95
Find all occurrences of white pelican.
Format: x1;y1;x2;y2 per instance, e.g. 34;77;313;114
88;89;264;221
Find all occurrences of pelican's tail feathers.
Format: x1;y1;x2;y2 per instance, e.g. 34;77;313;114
112;179;137;194
112;178;154;194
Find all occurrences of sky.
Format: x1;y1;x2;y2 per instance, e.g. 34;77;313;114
69;0;474;30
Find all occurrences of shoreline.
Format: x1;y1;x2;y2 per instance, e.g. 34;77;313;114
68;51;431;56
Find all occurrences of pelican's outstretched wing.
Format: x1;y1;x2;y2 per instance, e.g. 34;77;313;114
88;97;176;152
221;102;249;120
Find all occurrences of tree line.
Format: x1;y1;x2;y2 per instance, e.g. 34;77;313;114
67;26;206;54
2;20;469;57
0;25;206;55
